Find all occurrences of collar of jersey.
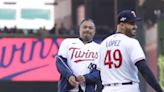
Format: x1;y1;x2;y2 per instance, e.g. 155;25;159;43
78;37;93;43
116;32;124;34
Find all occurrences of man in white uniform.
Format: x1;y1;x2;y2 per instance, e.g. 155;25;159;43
56;19;101;92
99;10;163;92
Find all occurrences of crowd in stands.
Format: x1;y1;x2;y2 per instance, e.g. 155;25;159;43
0;23;115;36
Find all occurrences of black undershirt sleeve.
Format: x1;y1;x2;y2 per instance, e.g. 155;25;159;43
135;60;163;92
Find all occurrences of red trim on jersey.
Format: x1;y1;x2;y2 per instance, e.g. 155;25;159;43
134;58;145;65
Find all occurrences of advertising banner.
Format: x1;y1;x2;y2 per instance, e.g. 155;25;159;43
0;38;102;81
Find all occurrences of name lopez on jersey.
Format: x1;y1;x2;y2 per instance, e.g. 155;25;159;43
69;47;98;63
106;40;121;47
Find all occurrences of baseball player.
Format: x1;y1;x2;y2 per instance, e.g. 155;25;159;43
56;19;101;92
99;10;163;92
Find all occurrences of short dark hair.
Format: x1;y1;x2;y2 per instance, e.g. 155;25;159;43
80;18;96;27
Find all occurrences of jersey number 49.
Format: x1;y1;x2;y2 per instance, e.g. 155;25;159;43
104;49;122;69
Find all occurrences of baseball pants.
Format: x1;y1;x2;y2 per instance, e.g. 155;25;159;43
102;83;140;92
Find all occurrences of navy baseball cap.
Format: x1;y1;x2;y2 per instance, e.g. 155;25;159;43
117;10;143;24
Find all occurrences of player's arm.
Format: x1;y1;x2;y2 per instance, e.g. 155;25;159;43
56;55;75;80
56;39;75;79
130;40;163;92
83;46;101;83
84;67;101;83
135;60;163;92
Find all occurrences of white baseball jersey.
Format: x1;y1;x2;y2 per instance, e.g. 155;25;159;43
58;38;100;91
99;33;146;85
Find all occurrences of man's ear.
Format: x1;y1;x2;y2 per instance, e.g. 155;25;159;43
119;22;125;29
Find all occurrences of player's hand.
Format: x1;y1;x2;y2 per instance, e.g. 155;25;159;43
76;75;86;84
68;76;78;87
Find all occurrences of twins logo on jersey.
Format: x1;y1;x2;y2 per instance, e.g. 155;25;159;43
69;47;98;63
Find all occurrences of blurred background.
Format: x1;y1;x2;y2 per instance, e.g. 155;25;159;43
0;0;164;92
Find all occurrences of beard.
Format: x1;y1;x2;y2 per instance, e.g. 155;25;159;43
83;35;92;41
125;27;136;38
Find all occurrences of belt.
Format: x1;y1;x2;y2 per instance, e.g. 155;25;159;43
68;85;83;92
104;82;133;86
78;85;83;92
